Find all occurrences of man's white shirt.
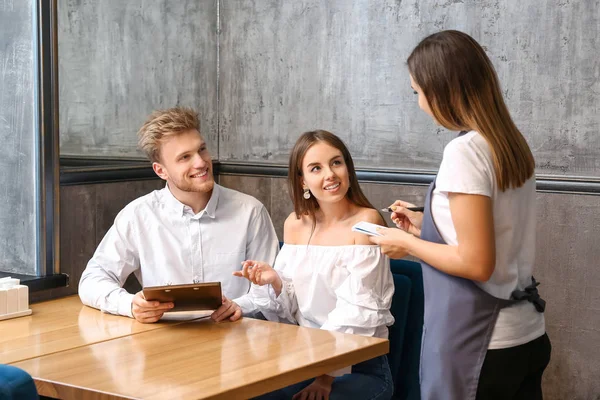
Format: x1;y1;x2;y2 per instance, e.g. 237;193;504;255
79;183;279;318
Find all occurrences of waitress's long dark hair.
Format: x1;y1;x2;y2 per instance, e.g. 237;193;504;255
408;30;535;191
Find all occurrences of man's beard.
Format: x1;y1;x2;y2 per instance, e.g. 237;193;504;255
170;174;214;193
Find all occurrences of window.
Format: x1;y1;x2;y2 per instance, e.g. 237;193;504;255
0;0;60;287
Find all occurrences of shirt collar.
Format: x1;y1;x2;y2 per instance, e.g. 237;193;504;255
162;183;220;219
203;184;219;219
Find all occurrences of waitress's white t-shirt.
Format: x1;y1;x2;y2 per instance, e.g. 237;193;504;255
432;130;545;349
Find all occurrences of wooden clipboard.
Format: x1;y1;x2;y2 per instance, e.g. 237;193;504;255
142;282;223;312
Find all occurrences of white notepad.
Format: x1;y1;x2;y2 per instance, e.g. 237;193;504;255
351;221;383;237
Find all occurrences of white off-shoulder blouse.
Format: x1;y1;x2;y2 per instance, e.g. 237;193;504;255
253;244;395;343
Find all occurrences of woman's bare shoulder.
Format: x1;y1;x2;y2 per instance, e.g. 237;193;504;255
354;207;386;226
283;212;311;244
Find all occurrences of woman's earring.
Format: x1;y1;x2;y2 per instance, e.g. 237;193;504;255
303;188;311;199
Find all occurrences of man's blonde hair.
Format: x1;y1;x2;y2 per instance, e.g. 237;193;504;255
137;107;200;162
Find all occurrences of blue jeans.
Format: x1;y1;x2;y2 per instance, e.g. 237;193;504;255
255;355;393;400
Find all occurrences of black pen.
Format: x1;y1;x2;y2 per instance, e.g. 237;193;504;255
380;206;424;213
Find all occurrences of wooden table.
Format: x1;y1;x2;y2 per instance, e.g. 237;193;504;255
0;296;200;364
6;297;389;399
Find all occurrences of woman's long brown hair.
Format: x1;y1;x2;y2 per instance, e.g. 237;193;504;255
288;130;375;226
407;30;535;191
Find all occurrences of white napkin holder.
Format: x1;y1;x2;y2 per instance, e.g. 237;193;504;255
0;277;32;321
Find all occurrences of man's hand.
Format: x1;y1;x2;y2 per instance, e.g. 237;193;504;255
131;291;173;323
211;296;242;322
292;375;334;400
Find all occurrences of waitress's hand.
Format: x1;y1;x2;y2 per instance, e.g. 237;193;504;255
369;227;412;259
389;200;423;237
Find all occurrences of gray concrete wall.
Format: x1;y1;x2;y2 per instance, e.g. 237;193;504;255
58;0;600;176
0;0;38;275
219;0;600;177
534;191;600;400
58;0;218;158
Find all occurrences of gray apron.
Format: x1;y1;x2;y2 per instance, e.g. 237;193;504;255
419;177;546;400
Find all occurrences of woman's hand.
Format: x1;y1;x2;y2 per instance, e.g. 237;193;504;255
292;375;334;400
389;200;423;237
369;227;413;259
233;260;283;296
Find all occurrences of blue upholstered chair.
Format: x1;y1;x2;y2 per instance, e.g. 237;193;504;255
390;259;424;400
388;273;412;398
0;364;39;400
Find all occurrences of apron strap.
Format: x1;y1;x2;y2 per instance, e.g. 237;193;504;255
511;277;546;312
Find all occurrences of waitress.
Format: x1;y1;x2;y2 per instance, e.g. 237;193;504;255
370;30;551;400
